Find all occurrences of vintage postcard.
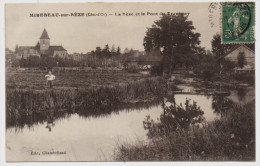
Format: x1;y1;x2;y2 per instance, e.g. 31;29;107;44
5;2;256;162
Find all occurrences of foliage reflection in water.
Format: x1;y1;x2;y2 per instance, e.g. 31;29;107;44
7;99;161;130
6;86;254;161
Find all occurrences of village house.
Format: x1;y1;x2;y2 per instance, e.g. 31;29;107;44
132;50;145;57
5;48;15;59
68;53;85;61
224;44;255;72
16;29;68;59
124;49;163;69
5;48;16;66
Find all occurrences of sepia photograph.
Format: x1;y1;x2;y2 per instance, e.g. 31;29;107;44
4;2;256;162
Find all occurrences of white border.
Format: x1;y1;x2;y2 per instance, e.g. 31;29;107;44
0;0;259;166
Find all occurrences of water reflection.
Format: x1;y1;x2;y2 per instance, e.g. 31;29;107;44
7;99;161;130
237;88;246;101
144;94;205;138
46;111;55;132
6;110;70;131
7;87;254;130
229;87;255;105
6;105;163;161
6;86;255;161
212;95;234;117
177;85;195;93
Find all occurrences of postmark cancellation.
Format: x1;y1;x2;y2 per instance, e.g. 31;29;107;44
221;2;255;44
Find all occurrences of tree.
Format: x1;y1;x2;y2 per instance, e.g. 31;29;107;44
129;48;134;54
116;46;121;55
143;14;203;75
212;95;233;117
102;44;110;58
211;33;232;67
193;54;218;80
15;45;19;54
124;48;129;54
143;97;204;138
111;44;116;54
102;44;111;67
95;47;102;56
237;52;246;68
116;46;121;67
222;59;235;72
11;59;20;67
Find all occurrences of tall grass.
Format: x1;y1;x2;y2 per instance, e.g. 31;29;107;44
114;100;255;161
6;77;165;128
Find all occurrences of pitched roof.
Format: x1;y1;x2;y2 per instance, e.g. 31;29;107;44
40;29;50;39
35;42;40;50
19;46;36;51
5;48;14;54
225;44;255;56
145;55;163;62
48;46;67;56
49;46;66;51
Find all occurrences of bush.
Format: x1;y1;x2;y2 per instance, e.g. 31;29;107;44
222;60;236;72
126;63;139;73
114;100;255;161
231;73;255;85
143;98;204;138
150;65;164;76
201;70;215;80
193;58;218;80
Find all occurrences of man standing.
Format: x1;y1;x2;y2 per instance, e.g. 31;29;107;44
45;71;56;88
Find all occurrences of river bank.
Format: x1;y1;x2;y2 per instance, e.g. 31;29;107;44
111;72;255;161
6;70;255;161
6;76;166;128
113;99;255;161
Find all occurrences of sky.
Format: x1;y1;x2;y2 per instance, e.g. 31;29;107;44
5;2;220;54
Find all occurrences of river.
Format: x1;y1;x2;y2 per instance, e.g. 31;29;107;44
6;86;254;161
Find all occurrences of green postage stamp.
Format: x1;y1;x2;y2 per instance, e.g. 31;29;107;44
222;2;255;43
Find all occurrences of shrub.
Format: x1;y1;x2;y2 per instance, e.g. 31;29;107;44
237;52;246;68
150;65;163;76
193;62;218;80
143;98;204;138
114;100;255;161
231;73;255;85
126;63;139;73
222;60;236;72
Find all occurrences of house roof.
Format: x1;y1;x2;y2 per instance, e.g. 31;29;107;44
19;46;36;51
49;46;67;56
225;44;255;57
35;42;40;50
5;48;14;54
40;29;50;39
126;55;162;62
144;55;163;62
49;46;66;51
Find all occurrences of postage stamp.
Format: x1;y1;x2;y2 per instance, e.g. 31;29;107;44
222;2;255;43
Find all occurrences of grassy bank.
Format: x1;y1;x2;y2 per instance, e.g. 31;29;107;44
114;101;255;161
6;77;165;128
6;70;150;90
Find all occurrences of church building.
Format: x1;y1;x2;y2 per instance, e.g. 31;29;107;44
17;29;68;59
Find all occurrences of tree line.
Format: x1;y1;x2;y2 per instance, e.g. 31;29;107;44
9;44;144;68
143;14;254;78
9;14;254;74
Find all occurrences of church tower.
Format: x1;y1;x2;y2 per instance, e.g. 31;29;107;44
40;28;50;51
